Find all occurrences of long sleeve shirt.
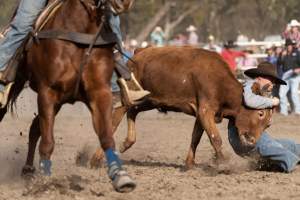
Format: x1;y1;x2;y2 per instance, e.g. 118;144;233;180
243;80;273;109
277;50;300;73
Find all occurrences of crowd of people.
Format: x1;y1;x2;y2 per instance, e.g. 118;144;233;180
123;20;300;116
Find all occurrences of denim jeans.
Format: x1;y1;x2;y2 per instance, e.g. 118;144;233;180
0;0;47;71
228;122;300;172
279;73;300;115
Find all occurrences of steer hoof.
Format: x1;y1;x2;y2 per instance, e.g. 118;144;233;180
39;160;52;176
112;170;136;193
21;165;36;177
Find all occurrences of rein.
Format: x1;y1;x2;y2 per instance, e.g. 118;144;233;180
73;0;109;98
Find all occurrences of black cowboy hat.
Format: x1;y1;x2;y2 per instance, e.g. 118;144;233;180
285;38;296;46
224;40;237;48
244;62;287;85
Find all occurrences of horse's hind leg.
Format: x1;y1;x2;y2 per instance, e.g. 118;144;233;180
37;89;61;175
22;116;40;175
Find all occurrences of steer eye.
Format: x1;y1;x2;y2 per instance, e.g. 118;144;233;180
258;110;265;118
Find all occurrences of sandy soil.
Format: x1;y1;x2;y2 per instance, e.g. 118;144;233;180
1;101;300;200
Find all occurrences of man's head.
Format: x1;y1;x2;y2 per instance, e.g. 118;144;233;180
285;39;296;53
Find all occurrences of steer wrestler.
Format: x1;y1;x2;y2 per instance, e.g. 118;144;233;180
228;61;300;172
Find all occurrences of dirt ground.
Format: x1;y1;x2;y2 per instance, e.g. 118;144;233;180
1;99;300;200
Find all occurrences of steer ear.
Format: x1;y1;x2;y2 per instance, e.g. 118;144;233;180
251;82;261;95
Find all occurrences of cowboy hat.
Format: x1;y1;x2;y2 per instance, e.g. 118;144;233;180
285;38;296;46
289;19;300;27
154;26;163;32
186;25;197;32
244;62;286;85
223;40;237;48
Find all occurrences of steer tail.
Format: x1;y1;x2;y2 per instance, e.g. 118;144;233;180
189;73;201;115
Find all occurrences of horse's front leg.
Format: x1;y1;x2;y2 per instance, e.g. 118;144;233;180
86;83;135;192
37;88;60;175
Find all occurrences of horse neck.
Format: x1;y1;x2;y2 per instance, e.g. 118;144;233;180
48;0;100;33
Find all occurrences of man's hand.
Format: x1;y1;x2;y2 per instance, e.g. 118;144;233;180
272;97;280;106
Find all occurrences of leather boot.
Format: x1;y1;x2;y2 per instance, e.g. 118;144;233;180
0;82;13;108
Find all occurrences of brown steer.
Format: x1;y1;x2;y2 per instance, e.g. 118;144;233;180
111;46;272;169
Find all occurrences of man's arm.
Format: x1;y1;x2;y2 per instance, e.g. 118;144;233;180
243;81;274;109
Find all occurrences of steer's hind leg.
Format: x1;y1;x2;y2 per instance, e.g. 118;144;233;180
198;104;225;162
185;118;204;169
120;101;155;153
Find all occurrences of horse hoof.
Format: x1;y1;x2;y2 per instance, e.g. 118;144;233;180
112;170;136;193
21;165;36;176
39;160;52;176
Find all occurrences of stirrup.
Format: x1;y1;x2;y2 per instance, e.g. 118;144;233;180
117;78;150;106
0;82;14;109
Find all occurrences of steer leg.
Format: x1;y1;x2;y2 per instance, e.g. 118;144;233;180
198;104;225;162
185;118;204;169
120;101;155;153
38;89;61;176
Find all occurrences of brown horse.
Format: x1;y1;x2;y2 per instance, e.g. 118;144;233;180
0;0;136;193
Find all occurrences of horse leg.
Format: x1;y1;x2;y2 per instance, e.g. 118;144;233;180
198;103;226;162
90;105;128;168
21;116;40;175
185;118;204;169
87;87;135;192
37;89;60;176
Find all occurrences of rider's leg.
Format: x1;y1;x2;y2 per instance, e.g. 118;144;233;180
0;0;47;107
0;0;47;73
107;14;150;105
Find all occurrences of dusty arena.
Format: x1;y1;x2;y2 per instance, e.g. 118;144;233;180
0;89;300;200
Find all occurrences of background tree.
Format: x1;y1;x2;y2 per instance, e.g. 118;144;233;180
2;0;300;43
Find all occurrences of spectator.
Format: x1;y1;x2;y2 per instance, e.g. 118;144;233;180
221;40;246;74
123;39;138;62
239;49;258;70
265;46;278;65
150;26;165;47
277;39;300;115
186;25;199;46
203;35;222;53
171;34;187;46
282;19;300;48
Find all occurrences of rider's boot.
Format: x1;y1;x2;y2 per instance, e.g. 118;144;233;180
0;82;13;108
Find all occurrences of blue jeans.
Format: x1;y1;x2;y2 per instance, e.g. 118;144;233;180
279;73;300;115
0;0;47;71
228;122;300;172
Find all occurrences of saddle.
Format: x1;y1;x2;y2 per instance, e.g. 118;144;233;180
0;0;125;83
